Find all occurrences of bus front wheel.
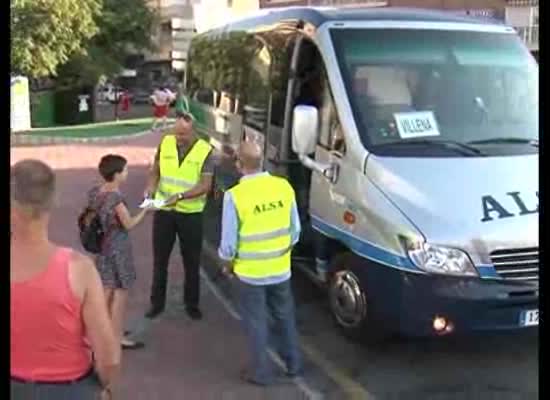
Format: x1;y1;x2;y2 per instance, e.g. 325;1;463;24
328;253;383;342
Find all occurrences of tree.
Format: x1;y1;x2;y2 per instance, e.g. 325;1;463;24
11;0;101;78
57;0;157;86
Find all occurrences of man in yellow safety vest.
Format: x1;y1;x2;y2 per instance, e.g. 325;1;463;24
218;141;303;386
143;107;214;320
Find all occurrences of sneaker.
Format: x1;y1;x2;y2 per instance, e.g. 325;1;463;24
186;307;203;320
121;338;145;350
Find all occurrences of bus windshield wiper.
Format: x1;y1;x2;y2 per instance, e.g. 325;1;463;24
467;137;539;147
375;139;486;156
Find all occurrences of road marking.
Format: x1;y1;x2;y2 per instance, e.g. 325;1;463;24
200;269;324;400
200;250;373;399
267;348;324;400
298;340;371;400
201;269;241;321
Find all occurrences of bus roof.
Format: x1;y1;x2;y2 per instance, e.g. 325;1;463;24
201;6;505;37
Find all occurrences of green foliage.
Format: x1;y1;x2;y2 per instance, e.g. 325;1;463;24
58;0;157;86
11;0;156;85
11;0;102;78
189;32;260;96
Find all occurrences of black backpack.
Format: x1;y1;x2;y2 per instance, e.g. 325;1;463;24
78;194;108;254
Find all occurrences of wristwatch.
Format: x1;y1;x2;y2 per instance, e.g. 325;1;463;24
178;192;185;200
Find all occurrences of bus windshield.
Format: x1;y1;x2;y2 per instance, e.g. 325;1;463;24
330;28;539;157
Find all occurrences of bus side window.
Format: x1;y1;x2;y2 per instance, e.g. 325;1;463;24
330;119;346;155
319;84;346;156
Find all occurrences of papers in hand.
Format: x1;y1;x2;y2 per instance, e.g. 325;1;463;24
139;198;166;209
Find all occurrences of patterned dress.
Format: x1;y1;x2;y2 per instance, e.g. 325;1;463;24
87;187;136;290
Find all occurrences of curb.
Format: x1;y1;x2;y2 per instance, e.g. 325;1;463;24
10;125;174;147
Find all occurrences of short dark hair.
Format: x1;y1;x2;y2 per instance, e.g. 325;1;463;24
98;154;127;182
175;110;195;122
11;159;56;217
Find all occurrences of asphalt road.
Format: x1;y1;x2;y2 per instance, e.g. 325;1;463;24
201;222;538;400
296;272;537;399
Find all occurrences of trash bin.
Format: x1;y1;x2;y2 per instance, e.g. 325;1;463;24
30;90;56;128
55;87;95;125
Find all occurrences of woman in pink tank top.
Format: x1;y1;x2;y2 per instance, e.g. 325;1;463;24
11;159;120;400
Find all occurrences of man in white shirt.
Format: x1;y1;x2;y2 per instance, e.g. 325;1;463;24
150;86;176;133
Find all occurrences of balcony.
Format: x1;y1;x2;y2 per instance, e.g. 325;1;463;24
514;25;539;51
172;29;194;40
506;0;538;6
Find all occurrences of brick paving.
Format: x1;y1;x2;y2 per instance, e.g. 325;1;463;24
10;133;310;400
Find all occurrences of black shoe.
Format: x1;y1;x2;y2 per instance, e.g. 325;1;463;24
286;370;303;379
145;306;164;319
186;307;203;320
240;368;288;386
240;369;269;387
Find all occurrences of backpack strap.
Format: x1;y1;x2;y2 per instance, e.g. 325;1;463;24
94;191;119;251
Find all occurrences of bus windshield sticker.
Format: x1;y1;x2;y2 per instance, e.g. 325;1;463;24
394;111;440;139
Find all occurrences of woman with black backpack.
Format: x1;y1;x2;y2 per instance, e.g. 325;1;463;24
85;154;153;350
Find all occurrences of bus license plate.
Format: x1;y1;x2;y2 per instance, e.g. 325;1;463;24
520;310;539;327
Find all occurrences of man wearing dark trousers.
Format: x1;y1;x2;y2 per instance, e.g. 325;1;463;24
143;106;214;320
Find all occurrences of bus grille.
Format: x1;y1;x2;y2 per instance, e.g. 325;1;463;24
490;248;538;282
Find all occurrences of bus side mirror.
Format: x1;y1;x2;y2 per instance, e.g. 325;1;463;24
292;105;318;155
291;105;338;183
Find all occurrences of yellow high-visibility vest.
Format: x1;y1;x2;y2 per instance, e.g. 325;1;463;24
229;173;296;279
154;135;212;214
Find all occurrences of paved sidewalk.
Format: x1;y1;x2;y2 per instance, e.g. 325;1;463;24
10;129;152;146
11;134;312;400
10;124;172;147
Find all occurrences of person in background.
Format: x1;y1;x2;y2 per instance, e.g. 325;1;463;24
11;159;120;400
87;154;153;350
120;90;131;114
142;106;214;321
218;141;303;386
150;86;175;133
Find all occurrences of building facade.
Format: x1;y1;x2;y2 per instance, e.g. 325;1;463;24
139;0;197;88
504;0;538;56
133;0;537;88
260;0;504;13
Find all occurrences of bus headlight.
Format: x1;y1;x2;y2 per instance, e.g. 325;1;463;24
406;242;478;277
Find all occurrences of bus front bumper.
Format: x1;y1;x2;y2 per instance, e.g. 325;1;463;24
355;260;539;337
